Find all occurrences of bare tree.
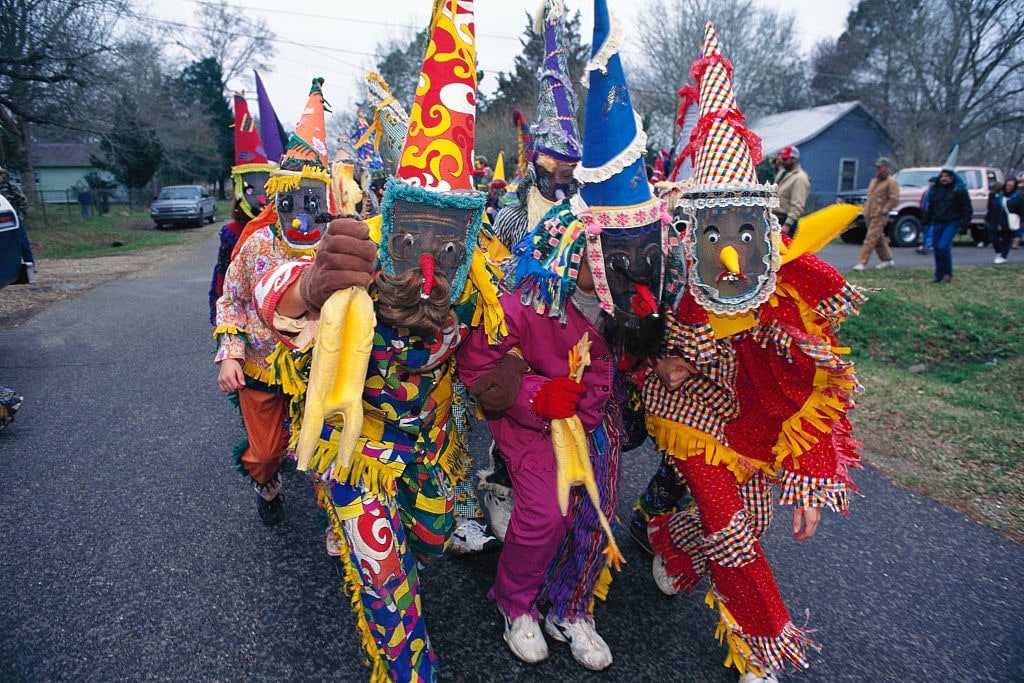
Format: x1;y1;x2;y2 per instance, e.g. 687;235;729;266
626;0;811;149
176;0;276;90
0;0;128;202
812;0;1024;168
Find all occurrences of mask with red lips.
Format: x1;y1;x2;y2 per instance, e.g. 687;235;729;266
275;177;330;252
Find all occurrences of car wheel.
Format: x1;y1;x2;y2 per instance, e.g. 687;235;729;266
154;222;163;230
840;217;866;244
890;215;921;248
208;212;217;224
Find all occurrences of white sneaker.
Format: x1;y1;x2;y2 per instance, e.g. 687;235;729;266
994;255;1007;264
852;262;867;272
739;670;779;683
450;517;500;554
875;259;895;270
477;480;513;542
503;612;548;663
543;614;613;671
977;241;986;247
652;555;679;596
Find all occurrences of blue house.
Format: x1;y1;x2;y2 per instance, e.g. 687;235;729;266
749;101;895;209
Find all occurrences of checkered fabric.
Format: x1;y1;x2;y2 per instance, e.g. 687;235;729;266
703;510;759;568
776;472;851;513
738;475;775;539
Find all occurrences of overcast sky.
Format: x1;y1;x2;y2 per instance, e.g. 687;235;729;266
142;0;854;127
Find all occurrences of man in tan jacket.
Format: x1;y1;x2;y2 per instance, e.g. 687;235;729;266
855;157;900;270
773;145;811;236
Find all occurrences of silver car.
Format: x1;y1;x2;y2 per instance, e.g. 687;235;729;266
151;185;217;229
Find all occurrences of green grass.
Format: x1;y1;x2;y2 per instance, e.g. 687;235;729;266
24;200;228;258
841;264;1024;543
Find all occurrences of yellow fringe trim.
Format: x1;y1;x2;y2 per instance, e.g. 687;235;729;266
212;324;245;341
265;343;309;397
646;415;773;484
264;166;331;198
319;484;390;683
468;249;508;344
241;360;275;386
591;561;614;603
329;447;399;501
707;587;759;675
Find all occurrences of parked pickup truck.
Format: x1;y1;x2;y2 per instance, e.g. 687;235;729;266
150;184;217;229
837;165;1002;247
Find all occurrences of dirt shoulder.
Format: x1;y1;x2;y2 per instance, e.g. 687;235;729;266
0;240;205;329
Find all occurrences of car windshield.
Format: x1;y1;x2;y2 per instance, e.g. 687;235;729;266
158;187;200;200
893;170;935;188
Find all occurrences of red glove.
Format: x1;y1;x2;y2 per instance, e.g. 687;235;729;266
298;217;378;313
532;377;587;420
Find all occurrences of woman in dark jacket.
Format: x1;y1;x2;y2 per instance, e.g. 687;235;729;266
986;181;1012;264
1003;177;1024;250
923;168;972;282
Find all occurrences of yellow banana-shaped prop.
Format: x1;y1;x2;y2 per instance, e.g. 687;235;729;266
294;285;376;474
551;333;626;571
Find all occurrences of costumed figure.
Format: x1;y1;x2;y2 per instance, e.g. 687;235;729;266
253;2;506;679
209;91;277;324
457;0;680;670
642;23;865;682
479;0;585;544
485;151;507;225
213;78;332;525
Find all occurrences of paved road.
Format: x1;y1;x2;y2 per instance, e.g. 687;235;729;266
818;235;1015;273
1;230;1021;682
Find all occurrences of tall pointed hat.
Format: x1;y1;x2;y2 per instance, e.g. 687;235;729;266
491;152;506;187
231;92;275;219
278;78;330;172
680;22;766;192
573;0;657;215
363;72;410;177
254;70;287;164
532;0;582;163
379;0;486;303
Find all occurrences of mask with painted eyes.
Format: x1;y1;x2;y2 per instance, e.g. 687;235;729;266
387;200;471;285
687;204;776;314
595;222;664;321
275;177;330;252
236;169;271;218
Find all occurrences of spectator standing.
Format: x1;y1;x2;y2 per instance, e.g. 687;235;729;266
854;157;900;271
923;168;972;283
1004;177;1023;250
916;176;938;254
773;145;810;236
77;186;92;219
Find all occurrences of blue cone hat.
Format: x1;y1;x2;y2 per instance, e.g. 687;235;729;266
532;0;582;163
574;0;654;210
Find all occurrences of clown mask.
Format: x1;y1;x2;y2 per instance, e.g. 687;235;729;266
687;203;777;314
276;176;330;252
236;168;271;218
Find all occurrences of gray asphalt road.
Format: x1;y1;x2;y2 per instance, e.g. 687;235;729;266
1;229;1021;682
817;235;1016;272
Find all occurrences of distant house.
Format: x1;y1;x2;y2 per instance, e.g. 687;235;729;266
749;101;895;208
28;143;120;204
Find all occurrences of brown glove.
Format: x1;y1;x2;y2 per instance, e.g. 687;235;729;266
298;217;378;313
468;354;529;415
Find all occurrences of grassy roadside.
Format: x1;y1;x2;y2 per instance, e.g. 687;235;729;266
841;264;1024;545
24;201;228;259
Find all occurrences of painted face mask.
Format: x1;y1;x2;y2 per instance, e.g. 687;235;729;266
535;161;580;201
687;203;777;314
275;177;330;252
236;169;271;218
597;221;664;321
387;200;471;286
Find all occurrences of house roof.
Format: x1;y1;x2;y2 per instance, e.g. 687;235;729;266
749;101;893;157
29;142;102;168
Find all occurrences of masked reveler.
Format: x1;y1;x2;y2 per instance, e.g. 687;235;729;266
214;79;333;525
642;22;864;683
477;0;585;544
208;92;276;324
253;3;506;680
457;0;682;670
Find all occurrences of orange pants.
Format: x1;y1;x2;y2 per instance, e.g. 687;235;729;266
237;387;288;485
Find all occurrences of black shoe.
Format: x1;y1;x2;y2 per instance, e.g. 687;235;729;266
629;511;654;555
257;494;284;526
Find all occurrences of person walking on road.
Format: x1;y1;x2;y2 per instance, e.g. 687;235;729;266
773;145;810;237
923;168;972;283
854;157;899;271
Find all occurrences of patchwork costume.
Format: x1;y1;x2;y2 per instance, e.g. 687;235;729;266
214;80;332;522
254;3;504;680
643;23;864;681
